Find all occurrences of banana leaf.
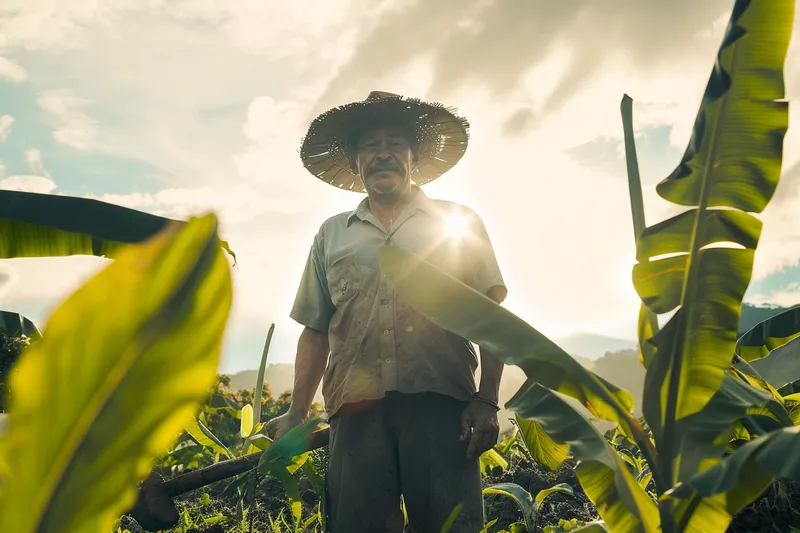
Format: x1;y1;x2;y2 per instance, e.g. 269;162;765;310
507;382;659;532
0;189;235;263
735;337;800;390
376;247;657;468
669;425;800;531
515;415;570;472
0;213;233;533
631;0;793;488
735;304;800;362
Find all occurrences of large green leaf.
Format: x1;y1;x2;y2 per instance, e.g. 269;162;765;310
515;415;570;472
507;383;659;532
669;425;800;531
0;189;235;263
736;337;800;390
377;246;650;450
676;370;773;481
632;0;793;487
0;213;233;533
735;304;800;362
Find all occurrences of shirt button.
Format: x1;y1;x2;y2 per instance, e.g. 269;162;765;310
385;358;392;363
383;329;390;335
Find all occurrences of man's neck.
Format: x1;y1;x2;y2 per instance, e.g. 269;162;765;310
367;187;416;232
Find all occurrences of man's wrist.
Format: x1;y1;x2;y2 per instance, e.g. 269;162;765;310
287;404;309;419
471;392;500;411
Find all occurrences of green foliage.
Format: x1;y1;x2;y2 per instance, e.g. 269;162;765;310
0;332;31;413
377;1;798;532
0;214;233;533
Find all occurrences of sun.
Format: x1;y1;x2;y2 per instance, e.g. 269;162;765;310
444;211;470;240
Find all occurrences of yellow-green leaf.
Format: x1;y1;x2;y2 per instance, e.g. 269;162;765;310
0;213;233;533
240;404;254;438
184;416;232;459
508;383;659;532
516;416;570;472
479;448;508;475
0;189;235;263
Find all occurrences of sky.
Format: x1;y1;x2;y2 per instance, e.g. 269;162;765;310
0;0;799;374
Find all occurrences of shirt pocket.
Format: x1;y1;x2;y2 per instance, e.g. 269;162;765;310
327;253;362;306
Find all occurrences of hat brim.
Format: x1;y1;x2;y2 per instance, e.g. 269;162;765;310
300;97;469;193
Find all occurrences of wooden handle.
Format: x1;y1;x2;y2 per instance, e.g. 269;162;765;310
162;427;330;498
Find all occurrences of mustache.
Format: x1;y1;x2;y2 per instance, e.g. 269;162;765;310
367;161;401;175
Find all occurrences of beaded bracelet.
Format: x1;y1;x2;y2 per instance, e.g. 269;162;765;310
471;393;500;411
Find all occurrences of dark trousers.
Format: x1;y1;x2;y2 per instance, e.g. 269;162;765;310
325;392;484;533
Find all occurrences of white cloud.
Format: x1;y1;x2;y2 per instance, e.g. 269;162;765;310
23;148;51;179
37;89;98;150
0;57;27;82
0;115;14;141
747;282;800;308
0;175;57;194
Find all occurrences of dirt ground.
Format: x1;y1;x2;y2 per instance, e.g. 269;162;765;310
123;456;800;532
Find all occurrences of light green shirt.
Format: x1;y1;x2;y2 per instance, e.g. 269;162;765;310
290;187;507;416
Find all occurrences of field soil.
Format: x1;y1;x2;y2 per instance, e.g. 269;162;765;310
122;458;800;532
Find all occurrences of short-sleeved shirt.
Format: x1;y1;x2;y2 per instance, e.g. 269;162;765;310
290;187;507;417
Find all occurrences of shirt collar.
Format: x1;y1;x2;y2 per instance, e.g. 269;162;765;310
346;185;436;226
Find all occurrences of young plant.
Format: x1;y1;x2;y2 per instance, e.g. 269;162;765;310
377;1;797;531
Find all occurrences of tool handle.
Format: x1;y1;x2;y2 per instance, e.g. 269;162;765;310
162;427;330;498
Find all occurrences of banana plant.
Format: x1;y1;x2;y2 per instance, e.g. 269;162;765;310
377;1;797;531
0;214;234;533
0;189;235;263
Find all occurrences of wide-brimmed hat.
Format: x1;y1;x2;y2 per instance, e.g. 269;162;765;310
299;91;470;193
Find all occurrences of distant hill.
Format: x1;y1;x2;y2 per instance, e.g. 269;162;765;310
739;303;797;336
552;333;637;360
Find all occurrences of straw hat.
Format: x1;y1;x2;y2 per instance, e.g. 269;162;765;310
299;91;470;193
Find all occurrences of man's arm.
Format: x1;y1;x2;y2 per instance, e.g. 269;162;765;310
476;285;507;404
286;326;330;419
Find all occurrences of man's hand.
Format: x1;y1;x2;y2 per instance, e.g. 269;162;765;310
264;410;305;441
459;401;500;460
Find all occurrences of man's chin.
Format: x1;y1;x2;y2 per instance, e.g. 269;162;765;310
367;176;401;194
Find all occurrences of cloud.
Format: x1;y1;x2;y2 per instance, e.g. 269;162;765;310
0;115;14;141
23;148;50;178
37;89;98;150
311;0;733;122
0;56;27;81
0;174;57;193
747;281;800;308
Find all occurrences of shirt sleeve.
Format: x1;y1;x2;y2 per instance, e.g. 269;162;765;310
290;230;335;332
467;211;508;303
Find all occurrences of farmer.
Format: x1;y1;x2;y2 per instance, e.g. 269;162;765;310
265;91;508;533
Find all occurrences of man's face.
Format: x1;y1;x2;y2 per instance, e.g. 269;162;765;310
352;124;416;200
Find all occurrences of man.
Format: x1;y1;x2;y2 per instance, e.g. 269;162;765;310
266;91;508;533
